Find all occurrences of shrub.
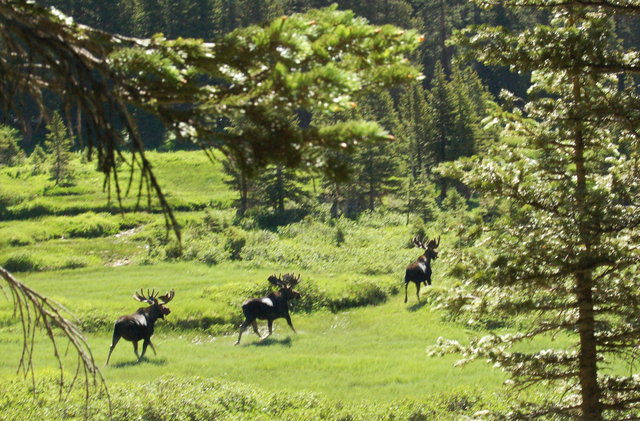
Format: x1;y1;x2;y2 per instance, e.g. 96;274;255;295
252;208;309;229
65;212;119;238
224;227;246;260
0;376;496;420
0;251;45;272
183;237;230;265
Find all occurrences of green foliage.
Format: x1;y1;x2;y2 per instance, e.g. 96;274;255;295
43;111;74;186
0;124;24;166
29;144;48;175
439;4;640;420
255;164;310;213
0;374;506;421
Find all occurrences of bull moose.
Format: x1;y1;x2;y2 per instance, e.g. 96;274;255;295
235;273;301;345
105;288;174;365
404;235;440;303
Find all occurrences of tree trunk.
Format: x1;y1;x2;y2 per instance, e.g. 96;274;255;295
438;0;450;76
572;68;602;420
576;271;601;420
276;165;285;213
239;170;248;217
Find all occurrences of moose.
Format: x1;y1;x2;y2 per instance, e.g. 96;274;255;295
404;235;440;303
105;288;175;365
235;273;301;345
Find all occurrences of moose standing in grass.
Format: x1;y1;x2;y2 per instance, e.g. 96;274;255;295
105;289;174;365
235;273;301;345
404;235;440;303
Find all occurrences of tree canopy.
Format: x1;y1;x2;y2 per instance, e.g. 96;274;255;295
435;1;640;419
1;1;422;237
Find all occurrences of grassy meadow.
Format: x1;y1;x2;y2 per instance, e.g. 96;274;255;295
0;151;560;419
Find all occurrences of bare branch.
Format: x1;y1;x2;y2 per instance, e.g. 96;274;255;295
0;266;109;416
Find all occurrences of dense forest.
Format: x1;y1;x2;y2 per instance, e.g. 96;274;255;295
1;0;640;420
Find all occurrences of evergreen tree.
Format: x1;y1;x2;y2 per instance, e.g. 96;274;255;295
426;62;492;201
0;125;24;167
427;62;456;200
29;144;48;175
319;90;403;216
397;82;434;180
436;3;640;419
255;164;309;213
222;151;255;217
117;0;150;37
44;111;74;186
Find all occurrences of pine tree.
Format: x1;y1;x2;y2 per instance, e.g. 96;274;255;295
0;125;24;167
255;163;309;213
29;144;48;175
436;4;640;419
44;111;74;186
397;82;434;180
427;62;456;201
222;151;255;217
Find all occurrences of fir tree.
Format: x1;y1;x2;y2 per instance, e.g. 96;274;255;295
44;111;74;186
29;144;47;175
255;163;309;213
436;4;640;420
0;125;24;167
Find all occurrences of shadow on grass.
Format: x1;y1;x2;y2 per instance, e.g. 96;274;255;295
246;337;293;347
109;357;168;368
406;301;427;312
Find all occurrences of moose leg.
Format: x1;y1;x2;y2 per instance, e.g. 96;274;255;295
105;333;121;366
415;282;421;302
132;341;140;360
147;339;157;355
139;338;152;361
235;319;251;345
404;282;409;303
260;320;273;340
251;321;260;336
285;315;296;333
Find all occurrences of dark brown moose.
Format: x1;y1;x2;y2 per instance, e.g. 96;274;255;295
404;235;440;303
235;273;301;345
105;289;174;365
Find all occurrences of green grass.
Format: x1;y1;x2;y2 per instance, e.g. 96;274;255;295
0;150;234;218
0;149;575;419
0;287;508;403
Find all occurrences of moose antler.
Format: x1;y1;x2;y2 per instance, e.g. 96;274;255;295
427;236;440;250
413;235;440;250
412;235;427;249
282;273;300;288
133;288;159;304
268;274;285;288
158;290;175;304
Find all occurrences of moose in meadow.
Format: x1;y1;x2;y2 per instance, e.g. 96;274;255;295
404;235;440;303
235;273;301;345
105;288;175;365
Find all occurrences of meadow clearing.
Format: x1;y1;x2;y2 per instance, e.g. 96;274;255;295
0;151;567;419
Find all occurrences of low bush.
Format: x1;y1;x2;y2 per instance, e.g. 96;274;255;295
65;212;120;238
0;375;500;421
0;251;45;272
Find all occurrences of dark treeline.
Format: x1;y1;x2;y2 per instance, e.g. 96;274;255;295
42;0;538;94
13;1;639;222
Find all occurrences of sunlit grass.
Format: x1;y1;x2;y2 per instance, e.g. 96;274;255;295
0;292;509;403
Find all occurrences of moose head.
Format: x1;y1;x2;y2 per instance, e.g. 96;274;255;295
267;272;301;300
133;288;174;319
